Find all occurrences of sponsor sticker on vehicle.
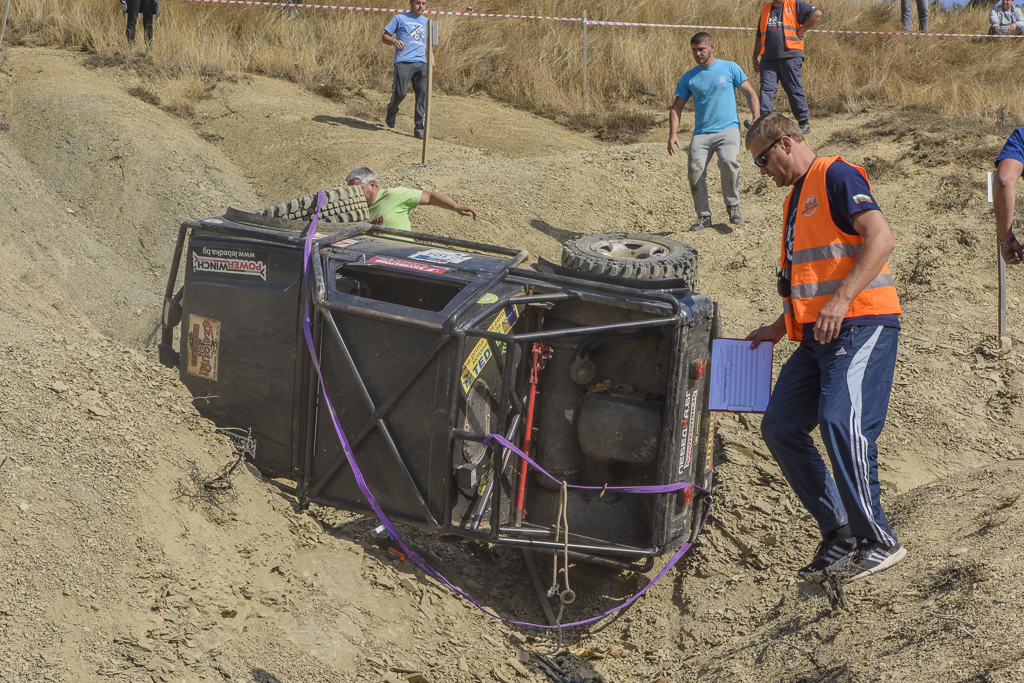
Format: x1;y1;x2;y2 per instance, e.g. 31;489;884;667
367;256;448;274
215;428;258;460
187;314;221;381
410;248;473;265
677;387;700;475
476;293;499;304
191;247;268;281
460;305;521;393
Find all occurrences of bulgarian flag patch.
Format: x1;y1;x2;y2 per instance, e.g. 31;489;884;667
853;193;872;204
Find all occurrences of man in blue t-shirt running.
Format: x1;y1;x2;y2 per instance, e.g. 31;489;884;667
383;0;431;139
669;33;760;231
994;127;1024;264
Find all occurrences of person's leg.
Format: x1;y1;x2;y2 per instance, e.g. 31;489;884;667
900;0;912;31
410;62;428;132
778;56;810;125
386;62;414;125
816;326;899;546
758;59;779;117
142;0;155;43
687;133;713;219
715;127;741;209
916;0;928;31
761;343;849;536
126;0;142;42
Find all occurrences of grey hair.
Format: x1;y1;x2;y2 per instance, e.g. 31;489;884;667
345;167;376;184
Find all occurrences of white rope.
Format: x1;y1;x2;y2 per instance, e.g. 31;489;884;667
548;481;576;645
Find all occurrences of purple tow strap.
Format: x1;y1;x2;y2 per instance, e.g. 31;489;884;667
300;198;712;628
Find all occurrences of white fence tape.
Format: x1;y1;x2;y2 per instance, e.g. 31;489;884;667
183;0;1024;39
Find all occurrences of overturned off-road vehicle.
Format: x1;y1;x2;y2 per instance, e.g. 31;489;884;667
159;188;719;571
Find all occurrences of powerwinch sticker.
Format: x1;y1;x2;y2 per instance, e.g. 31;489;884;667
460;305;521;393
187;314;221;381
367;256;448;274
215;428;258;460
191;247;268;281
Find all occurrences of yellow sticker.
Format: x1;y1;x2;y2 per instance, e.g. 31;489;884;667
476;293;499;304
460;305;520;393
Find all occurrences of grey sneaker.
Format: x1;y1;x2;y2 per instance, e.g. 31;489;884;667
414;128;425;139
727;205;743;225
841;540;907;583
689;215;712;231
799;121;811;135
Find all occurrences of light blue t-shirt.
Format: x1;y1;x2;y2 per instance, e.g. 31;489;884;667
674;59;748;136
385;13;428;64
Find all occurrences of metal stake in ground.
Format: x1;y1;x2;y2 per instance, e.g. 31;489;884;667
0;0;13;48
421;19;438;165
582;11;588;112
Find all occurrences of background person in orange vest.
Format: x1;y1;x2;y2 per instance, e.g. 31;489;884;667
752;0;821;135
745;113;906;585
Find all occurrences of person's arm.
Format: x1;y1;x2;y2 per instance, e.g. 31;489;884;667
420;191;478;220
798;8;822;36
746;315;788;348
668;96;688;155
383;31;407;51
990;7;1000;29
738;80;760;120
752;28;763;73
994;158;1024;264
812;209;896;343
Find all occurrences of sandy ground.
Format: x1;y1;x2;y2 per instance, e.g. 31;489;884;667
2;46;1024;683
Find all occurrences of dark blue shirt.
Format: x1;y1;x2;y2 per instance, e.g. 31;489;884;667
996;127;1024;169
785;159;900;342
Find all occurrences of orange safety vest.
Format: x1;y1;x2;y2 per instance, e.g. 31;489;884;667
780;156;902;342
759;0;805;55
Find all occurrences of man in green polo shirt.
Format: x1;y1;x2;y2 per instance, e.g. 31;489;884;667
345;167;478;231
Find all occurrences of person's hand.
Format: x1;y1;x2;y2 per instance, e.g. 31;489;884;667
394;39;407;51
457;205;478;220
1001;235;1023;264
992;23;1000;31
752;58;760;74
746;318;786;348
813;295;851;344
668;134;679;155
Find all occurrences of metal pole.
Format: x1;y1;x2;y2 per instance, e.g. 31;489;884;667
581;11;589;112
1000;242;1011;351
1;0;14;48
421;19;436;165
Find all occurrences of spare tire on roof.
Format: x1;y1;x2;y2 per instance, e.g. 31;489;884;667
259;185;369;224
561;232;698;286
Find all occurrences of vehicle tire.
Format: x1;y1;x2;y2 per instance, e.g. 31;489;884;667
259;186;370;224
561;232;698;286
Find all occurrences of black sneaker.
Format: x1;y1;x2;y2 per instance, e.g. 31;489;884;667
689;215;712;231
385;110;396;129
842;540;907;583
414;128;425;139
797;529;857;582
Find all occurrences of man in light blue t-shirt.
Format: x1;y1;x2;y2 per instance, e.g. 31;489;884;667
669;32;759;231
383;0;431;139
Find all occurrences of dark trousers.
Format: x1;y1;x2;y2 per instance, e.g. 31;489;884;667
126;0;156;43
760;325;900;545
759;56;809;124
387;61;428;130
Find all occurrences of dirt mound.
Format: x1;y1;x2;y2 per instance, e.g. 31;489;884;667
2;45;1024;683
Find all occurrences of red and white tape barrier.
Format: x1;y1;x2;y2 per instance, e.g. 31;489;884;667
182;0;1024;38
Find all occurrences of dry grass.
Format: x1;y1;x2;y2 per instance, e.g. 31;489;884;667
5;0;1024;137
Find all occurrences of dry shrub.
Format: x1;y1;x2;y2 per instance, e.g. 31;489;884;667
861;155;905;180
127;85;160;106
824;129;862;146
929;172;976;211
6;0;1024;135
164;74;209;117
561;109;661;143
928;559;988;594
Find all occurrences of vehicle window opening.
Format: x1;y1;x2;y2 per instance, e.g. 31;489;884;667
335;265;466;312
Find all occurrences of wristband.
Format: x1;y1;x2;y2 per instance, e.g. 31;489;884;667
999;233;1017;248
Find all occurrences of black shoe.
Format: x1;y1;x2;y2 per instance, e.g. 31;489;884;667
689;215;711;231
414;128;425;139
842;540;907;583
385;109;396;129
797;527;857;582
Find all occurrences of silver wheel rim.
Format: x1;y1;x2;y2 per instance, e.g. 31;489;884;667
589;238;670;260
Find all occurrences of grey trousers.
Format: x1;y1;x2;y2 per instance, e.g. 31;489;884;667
387;61;428;130
687;127;741;218
901;0;928;31
759;57;809;124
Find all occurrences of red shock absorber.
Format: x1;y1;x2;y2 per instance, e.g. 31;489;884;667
514;341;551;526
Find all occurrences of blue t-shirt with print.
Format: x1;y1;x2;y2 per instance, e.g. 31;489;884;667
674;59;748;136
385;13;428;64
996;127;1024;169
784;160;901;342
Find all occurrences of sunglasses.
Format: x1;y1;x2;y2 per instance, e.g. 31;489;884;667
754;136;786;168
